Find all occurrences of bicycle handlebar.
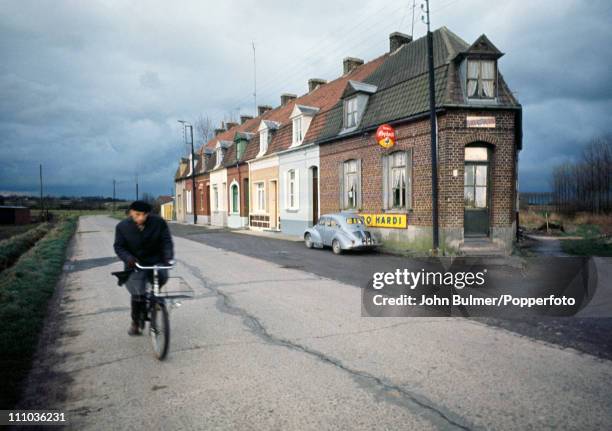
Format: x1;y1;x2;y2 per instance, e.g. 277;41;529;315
135;261;175;270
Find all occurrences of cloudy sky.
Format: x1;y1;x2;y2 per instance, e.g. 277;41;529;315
1;0;611;198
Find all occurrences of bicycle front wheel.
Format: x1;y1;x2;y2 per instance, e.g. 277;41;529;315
149;301;170;360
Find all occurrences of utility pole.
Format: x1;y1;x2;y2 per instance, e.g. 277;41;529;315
178;120;198;225
135;174;139;200
39;164;44;221
423;0;439;253
112;179;116;214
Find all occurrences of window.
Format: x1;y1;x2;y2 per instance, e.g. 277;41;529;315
384;150;412;210
345;97;358;128
292;117;303;144
231;183;239;214
467;60;495;99
286;169;299;210
215;146;223;166
186;190;192;213
464;147;489;209
341;159;360;210
259;130;269;156
213;185;218;211
255;182;265;212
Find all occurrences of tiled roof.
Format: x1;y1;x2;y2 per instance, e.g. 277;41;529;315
316;27;520;143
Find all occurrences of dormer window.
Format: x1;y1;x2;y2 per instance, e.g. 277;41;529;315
215;146;223;166
292;117;303;145
467;60;496;99
289;105;318;147
259;129;269;156
344;97;358;128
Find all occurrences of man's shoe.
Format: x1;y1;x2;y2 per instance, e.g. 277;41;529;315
128;322;142;336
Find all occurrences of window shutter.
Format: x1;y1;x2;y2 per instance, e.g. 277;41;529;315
294;169;300;210
338;162;344;210
382;154;389;210
406;149;413;210
356;159;362;210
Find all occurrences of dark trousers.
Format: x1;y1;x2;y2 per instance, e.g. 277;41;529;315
125;269;168;323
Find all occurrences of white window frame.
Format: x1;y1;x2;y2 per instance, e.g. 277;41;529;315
230;181;239;214
286;169;299;210
258;129;269;157
186;190;193;213
342;159;359;210
212;185;219;211
254;181;266;213
466;59;496;100
344;96;358;128
292;116;303;145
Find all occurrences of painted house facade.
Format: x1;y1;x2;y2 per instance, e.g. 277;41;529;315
174;28;521;254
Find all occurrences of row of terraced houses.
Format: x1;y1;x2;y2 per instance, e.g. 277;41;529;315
174;28;522;254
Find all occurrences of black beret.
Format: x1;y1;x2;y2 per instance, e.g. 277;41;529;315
128;200;152;213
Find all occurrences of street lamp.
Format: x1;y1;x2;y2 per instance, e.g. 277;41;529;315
178;120;197;225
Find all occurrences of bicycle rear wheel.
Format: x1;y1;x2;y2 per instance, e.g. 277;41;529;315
149;301;170;360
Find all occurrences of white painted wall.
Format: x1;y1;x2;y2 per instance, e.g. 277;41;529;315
209;168;228;227
278;144;319;236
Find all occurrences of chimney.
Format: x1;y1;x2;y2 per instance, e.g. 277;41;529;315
214;128;225;136
280;93;297;106
226;122;238;130
389;31;412;52
257;105;273;116
343;57;364;74
308;78;327;92
240;115;253;124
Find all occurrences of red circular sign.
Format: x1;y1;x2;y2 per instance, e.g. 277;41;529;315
375;124;395;149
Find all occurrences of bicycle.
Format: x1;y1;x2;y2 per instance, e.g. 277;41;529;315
113;261;191;360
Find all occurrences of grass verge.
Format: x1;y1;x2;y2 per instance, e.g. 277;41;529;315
0;216;77;408
0;223;51;272
561;237;612;256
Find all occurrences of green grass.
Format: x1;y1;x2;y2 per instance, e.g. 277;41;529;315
0;224;39;241
0;216;77;408
561;237;612;256
0;223;51;272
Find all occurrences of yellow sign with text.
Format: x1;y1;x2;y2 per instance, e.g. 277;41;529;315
360;213;407;229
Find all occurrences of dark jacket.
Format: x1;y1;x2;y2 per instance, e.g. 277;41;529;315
113;214;174;269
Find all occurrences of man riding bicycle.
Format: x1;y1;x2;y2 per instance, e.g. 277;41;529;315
113;200;174;336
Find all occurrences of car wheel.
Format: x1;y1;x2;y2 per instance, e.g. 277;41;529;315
304;233;313;249
332;239;342;255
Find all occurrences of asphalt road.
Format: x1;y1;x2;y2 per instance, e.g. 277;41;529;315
170;223;612;361
19;216;612;430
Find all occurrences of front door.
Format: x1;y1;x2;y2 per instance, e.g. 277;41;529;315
464;146;490;236
312;167;319;226
269;180;278;229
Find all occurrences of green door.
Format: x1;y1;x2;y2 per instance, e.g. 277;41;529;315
464;147;490;237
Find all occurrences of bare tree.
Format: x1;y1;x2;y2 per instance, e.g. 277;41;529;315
195;114;214;146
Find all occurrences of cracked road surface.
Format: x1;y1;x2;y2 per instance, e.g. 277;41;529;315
20;216;612;430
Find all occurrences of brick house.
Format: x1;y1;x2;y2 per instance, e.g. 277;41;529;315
316;28;522;253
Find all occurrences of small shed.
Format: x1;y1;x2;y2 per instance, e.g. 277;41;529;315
0;206;31;225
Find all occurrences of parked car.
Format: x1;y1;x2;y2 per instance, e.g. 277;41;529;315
304;213;378;254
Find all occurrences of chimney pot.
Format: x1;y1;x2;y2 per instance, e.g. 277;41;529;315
257;105;273;116
226;122;238;130
240;115;253;124
343;57;364;74
389;31;412;52
308;78;327;92
280;93;297;106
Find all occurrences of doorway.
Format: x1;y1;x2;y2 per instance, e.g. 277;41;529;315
269;180;278;229
311;167;319;225
464;146;490;237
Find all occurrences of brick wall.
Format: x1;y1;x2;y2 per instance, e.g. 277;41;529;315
319;108;518;234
